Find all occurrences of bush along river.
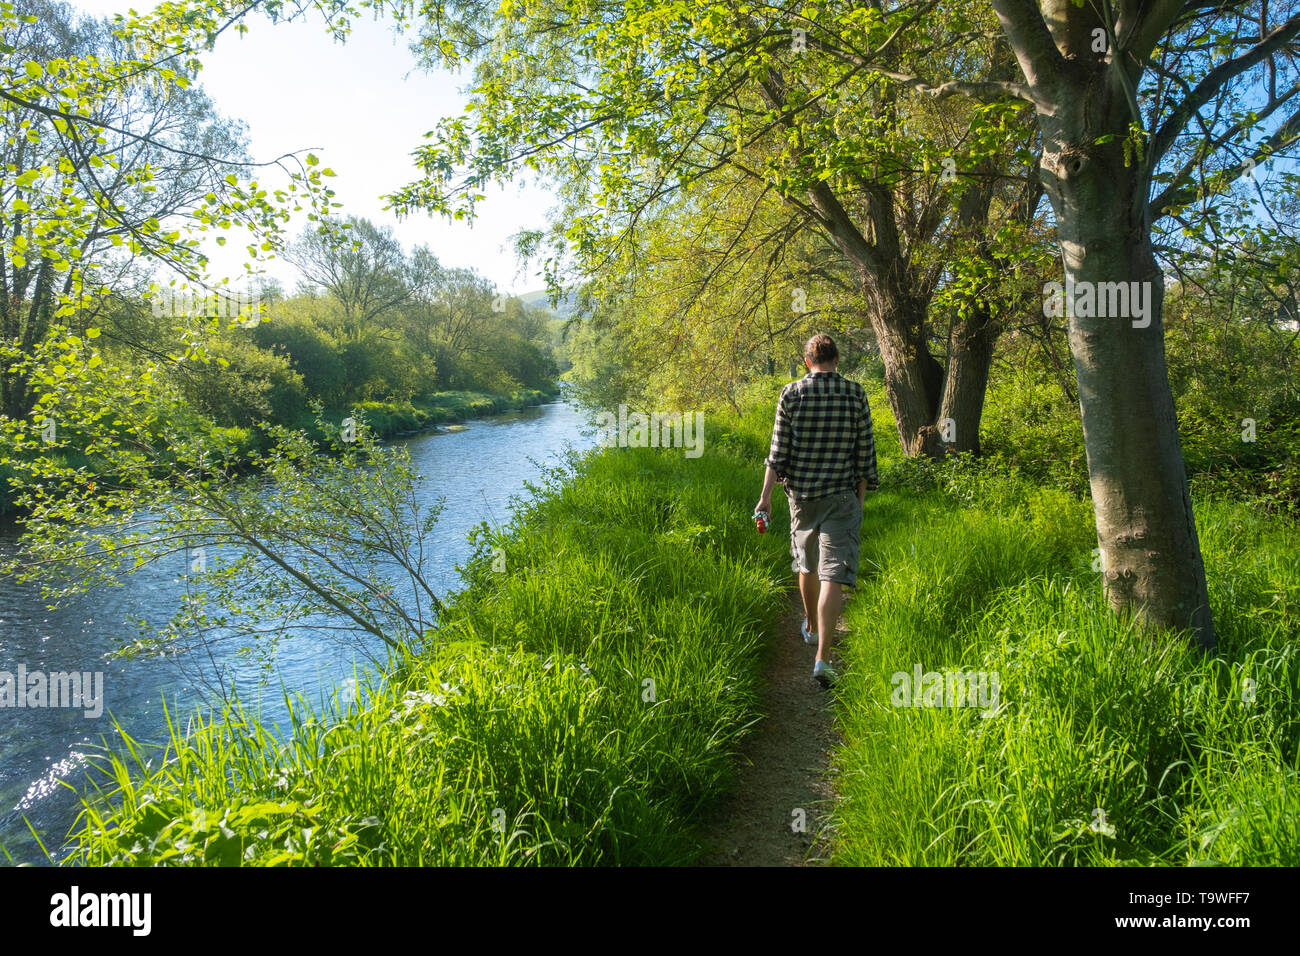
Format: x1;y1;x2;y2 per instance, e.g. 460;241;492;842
0;395;595;865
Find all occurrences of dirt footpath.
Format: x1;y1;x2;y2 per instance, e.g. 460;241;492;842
700;592;843;866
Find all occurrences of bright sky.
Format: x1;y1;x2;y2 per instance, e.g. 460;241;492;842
70;1;559;296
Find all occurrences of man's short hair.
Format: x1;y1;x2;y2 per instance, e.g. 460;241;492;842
804;333;839;365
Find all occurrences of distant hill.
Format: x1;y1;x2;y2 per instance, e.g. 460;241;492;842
518;288;579;319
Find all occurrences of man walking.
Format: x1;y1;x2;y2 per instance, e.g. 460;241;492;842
755;334;878;687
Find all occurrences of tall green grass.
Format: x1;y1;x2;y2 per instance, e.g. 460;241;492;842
52;371;1300;866
830;380;1300;865
61;415;791;865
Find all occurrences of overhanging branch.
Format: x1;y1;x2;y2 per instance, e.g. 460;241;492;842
1149;13;1300;164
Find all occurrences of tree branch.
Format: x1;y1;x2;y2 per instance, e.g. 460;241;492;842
1150;13;1300;163
990;0;1068;96
873;69;1036;104
1151;100;1300;216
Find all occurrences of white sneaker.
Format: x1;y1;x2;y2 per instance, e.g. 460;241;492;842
800;618;818;646
813;659;840;687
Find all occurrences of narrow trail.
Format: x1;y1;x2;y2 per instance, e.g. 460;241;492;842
700;591;844;866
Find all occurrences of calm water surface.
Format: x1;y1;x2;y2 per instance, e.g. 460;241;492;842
0;397;594;864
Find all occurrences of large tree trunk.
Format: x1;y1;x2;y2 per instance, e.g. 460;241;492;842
859;156;1007;460
863;268;946;459
857;265;995;460
930;164;1004;457
766;60;1001;461
937;306;998;455
1038;75;1215;649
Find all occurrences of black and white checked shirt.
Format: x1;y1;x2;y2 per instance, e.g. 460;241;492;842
764;371;879;500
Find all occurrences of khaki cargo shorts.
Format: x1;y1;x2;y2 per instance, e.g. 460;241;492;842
787;490;862;587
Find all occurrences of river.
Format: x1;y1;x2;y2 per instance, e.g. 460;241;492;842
0;396;594;865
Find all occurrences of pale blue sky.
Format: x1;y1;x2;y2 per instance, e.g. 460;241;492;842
71;1;559;295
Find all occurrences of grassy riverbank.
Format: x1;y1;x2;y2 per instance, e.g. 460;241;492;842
828;385;1300;865
47;374;1300;866
59;410;792;865
319;387;559;439
0;386;557;520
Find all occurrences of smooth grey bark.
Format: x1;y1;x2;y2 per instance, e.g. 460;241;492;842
1059;161;1214;646
992;0;1221;648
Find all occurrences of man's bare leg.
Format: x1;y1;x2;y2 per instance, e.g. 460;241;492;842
799;571;820;638
816;580;844;664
